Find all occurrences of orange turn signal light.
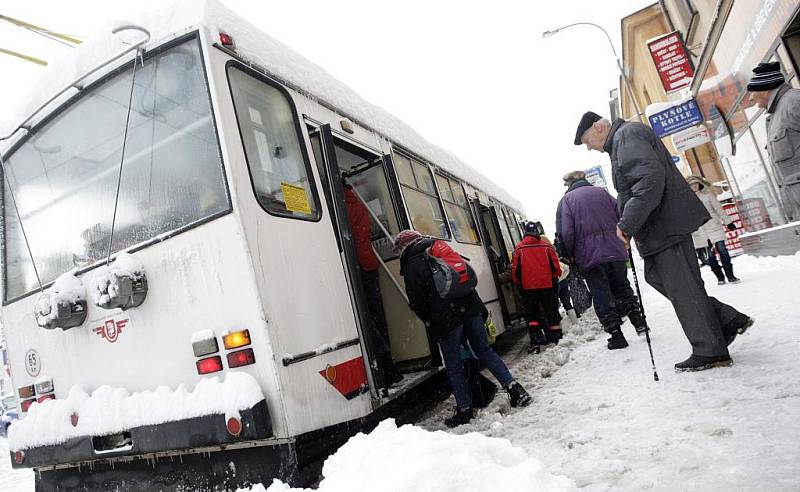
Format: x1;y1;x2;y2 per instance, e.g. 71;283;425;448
223;330;251;350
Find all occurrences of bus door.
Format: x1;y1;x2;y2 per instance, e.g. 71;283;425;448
308;124;434;394
472;201;521;325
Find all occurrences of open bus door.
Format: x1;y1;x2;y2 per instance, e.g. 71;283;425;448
308;124;389;395
471;199;523;326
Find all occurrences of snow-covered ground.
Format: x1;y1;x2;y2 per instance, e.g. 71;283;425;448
3;253;800;491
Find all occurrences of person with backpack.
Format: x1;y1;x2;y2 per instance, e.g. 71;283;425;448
511;221;563;354
394;229;532;428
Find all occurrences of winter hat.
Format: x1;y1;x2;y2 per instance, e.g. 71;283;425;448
747;62;785;92
563;170;586;186
392;229;423;255
523;221;543;236
574;111;603;145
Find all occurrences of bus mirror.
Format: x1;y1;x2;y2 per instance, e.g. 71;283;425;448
94;270;148;311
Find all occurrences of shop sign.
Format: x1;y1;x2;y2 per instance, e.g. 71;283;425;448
584;165;606;188
672;125;711;152
647;31;694;93
648;99;703;138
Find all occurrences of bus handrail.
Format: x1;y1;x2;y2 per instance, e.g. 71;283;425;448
0;25;151;143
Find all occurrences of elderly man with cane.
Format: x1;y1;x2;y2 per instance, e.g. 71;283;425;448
574;111;754;372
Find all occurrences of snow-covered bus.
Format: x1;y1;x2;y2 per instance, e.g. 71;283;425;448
1;1;528;489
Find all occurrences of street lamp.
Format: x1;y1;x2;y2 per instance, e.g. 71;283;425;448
543;22;645;124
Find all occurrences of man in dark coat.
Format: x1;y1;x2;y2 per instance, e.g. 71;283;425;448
574;111;753;371
394;229;531;427
556;170;645;349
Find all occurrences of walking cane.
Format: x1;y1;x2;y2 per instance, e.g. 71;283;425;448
628;248;660;382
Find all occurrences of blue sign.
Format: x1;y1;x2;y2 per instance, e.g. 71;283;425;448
584;165;607;188
648;99;703;138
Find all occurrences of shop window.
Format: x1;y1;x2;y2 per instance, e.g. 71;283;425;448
393;152;450;239
436;173;479;244
228;65;319;220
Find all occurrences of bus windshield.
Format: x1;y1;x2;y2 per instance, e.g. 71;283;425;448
2;36;228;301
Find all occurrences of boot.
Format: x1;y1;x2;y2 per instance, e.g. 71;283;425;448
380;353;404;389
722;264;740;284
444;407;474;428
607;329;628;350
710;264;725;285
547;325;562;345
674;354;732;372
506;381;532;408
722;314;754;346
626;306;648;336
566;309;578;324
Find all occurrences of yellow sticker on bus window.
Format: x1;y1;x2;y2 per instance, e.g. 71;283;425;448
281;182;312;215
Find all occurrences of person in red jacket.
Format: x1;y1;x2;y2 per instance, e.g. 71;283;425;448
344;182;402;388
512;221;562;354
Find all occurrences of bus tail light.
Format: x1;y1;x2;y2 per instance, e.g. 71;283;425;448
226;416;242;437
227;348;255;368
20;398;36;413
196;356;223;375
18;385;35;399
37;394;55;404
14;451;25;465
223;330;250;350
219;32;235;49
35;378;54;394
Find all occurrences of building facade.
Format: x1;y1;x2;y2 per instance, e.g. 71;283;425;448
621;1;800;253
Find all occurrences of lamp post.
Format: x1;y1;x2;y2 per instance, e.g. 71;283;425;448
543;22;645;123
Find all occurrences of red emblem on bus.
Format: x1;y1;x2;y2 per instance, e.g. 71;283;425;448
94;317;128;343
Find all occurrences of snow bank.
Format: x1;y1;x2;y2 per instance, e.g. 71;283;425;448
8;372;264;451
0;0;522;212
244;419;575;492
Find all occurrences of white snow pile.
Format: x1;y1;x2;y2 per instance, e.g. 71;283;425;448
8;372;264;451
0;0;522;212
247;419;576;492
92;252;145;305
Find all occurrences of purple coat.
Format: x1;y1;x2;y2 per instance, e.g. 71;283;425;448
556;180;628;271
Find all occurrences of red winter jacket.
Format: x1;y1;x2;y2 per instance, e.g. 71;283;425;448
344;187;379;272
511;235;561;290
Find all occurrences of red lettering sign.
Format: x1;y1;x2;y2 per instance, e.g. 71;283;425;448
648;31;694;93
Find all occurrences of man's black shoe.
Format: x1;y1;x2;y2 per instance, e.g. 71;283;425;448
444;407;474;428
723;314;754;346
674;354;732;372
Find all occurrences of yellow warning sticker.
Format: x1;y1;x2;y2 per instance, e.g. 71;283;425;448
281;182;312;215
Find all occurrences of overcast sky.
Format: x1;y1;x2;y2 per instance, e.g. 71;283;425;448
0;0;654;234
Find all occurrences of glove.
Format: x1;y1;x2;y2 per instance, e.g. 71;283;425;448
726;223;737;231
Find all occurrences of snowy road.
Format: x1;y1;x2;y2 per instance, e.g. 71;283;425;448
3;254;799;491
419;253;800;491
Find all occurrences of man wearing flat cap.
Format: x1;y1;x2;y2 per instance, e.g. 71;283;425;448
748;61;800;221
574;111;752;372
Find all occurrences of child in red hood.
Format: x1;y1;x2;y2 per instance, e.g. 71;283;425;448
511;221;563;353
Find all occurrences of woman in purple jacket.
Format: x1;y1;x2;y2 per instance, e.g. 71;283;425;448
556;171;646;349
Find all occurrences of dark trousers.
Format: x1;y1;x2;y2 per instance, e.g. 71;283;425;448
361;269;390;356
439;314;514;410
557;279;573;311
644;236;740;357
583;261;638;332
520;288;561;344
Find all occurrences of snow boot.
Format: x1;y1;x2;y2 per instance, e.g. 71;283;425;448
566;309;578;324
506;381;532;408
723;314;754;346
674;354;732;372
626;306;647;336
527;343;540;354
710;265;725;285
723;264;740;284
607;329;628;350
444;407;474;428
546;325;562;345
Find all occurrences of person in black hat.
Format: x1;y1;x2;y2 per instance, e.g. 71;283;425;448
748;61;800;221
574;111;753;372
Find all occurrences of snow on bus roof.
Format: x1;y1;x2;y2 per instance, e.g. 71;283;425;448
0;0;523;212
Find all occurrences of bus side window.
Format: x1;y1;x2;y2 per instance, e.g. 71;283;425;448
394;152;450;240
227;65;320;220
